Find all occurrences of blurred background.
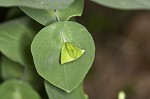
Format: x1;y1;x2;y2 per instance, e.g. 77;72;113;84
1;0;150;99
78;1;150;99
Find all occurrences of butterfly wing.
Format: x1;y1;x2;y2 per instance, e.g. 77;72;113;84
61;42;85;64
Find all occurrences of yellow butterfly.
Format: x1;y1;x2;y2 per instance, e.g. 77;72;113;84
61;42;85;64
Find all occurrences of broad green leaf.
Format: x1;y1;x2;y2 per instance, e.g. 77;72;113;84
61;42;85;64
0;80;41;99
1;56;23;80
31;21;95;92
91;0;150;10
55;0;84;21
0;17;34;66
0;0;74;10
45;81;88;99
20;0;84;26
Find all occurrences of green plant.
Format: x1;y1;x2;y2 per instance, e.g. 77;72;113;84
0;0;150;99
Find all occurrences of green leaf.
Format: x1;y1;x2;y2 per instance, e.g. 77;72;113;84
1;56;23;80
0;80;41;99
0;0;75;10
31;21;95;92
55;0;84;21
20;0;84;26
45;81;88;99
91;0;150;10
0;56;42;90
20;8;57;26
61;42;85;64
0;17;34;66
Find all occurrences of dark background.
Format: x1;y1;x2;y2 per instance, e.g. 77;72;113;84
79;1;150;99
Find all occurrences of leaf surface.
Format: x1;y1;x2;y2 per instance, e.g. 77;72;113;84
20;0;84;26
45;81;88;99
91;0;150;10
31;21;95;92
0;80;41;99
0;18;34;66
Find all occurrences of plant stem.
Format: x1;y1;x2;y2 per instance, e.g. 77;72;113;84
54;10;60;22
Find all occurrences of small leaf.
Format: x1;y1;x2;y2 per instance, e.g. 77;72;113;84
61;42;85;64
31;21;95;92
45;81;88;99
0;80;41;99
20;0;84;26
